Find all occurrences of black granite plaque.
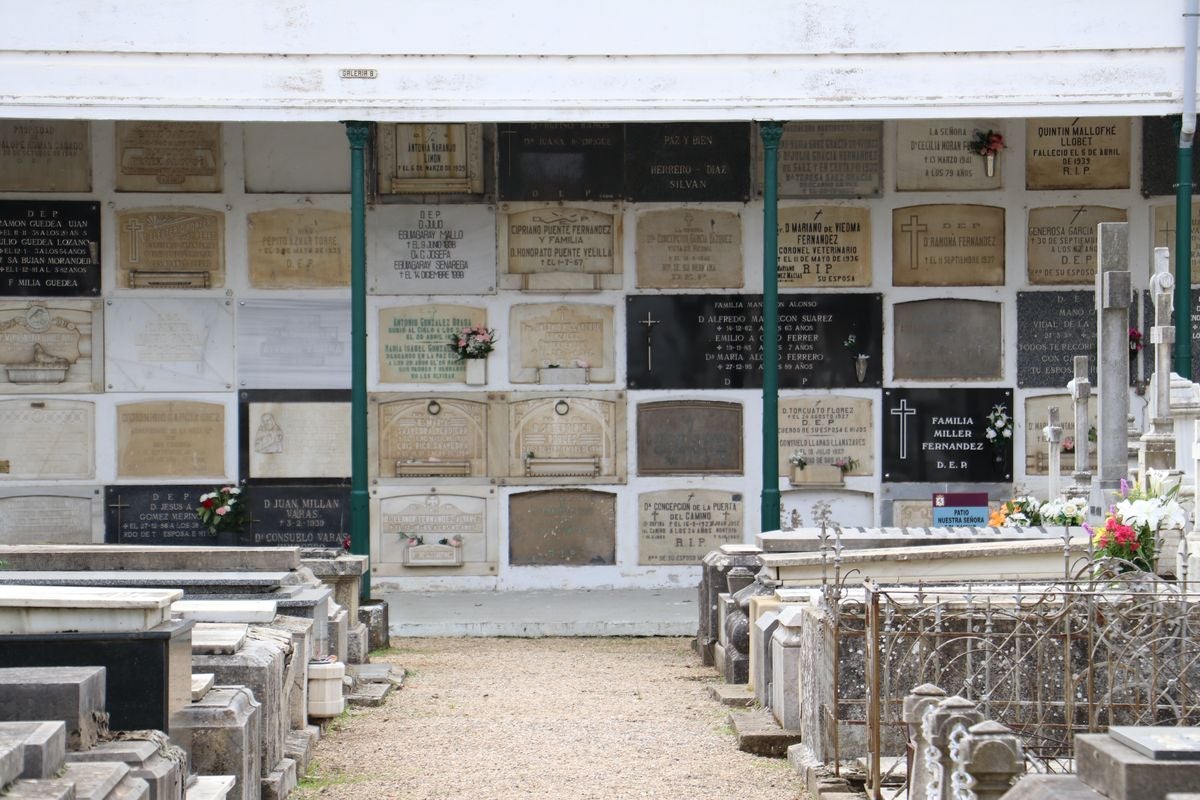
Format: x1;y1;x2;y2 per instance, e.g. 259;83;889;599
637;400;743;475
882;388;1013;483
1152;288;1200;383
105;484;217;544
0;200;100;296
1017;291;1098;388
624;123;751;202
1142;116;1200;197
246;483;348;547
497;123;624;201
626;293;883;390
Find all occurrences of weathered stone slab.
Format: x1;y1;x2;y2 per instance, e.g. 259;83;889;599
373;487;497;578
896;120;1005;191
105;297;234;391
173;600;277;624
1028;205;1126;285
116;400;225;479
509;303;614;383
638;400;742;475
115;122;221;193
245;398;349;480
192;623;248;655
498;204;621;291
0;399;93;480
237;299;350;389
1109;727;1200;761
638;489;744;565
893;300;1003;380
758;525;1068;553
1076;731;1200;800
0;544;300;572
376;123;484;195
1026;118;1131;190
508;489;615;566
777;206;871;287
247;209;349;289
779;490;875;530
729;708;802;756
778;395;872;477
243;122;349;193
0;120;90;192
768;121;883;199
1151;203;1200;285
368;205;496;295
0;721;66;780
377;304;486;384
0;300;101;394
634;209;743;289
173;686;260;800
116;207;225;289
0;666;105;750
507;394;623;483
372;395;492;480
0;585;180;634
892;204;1005;286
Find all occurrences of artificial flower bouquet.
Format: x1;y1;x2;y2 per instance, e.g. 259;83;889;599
196;484;251;535
449;325;497;360
988;496;1043;527
1085;475;1186;573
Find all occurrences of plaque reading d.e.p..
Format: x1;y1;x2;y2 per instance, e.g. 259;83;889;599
1144;116;1200;197
626;294;882;390
892;204;1005;286
624;123;751;202
1017;291;1097;388
0;201;100;297
245;484;348;547
882;388;1013;483
104;484;217;545
498;123;624;201
368;205;496;296
1028;206;1126;285
1026;118;1131;190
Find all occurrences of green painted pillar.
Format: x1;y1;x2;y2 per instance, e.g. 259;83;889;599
1176;117;1194;379
345;121;371;601
760;121;784;533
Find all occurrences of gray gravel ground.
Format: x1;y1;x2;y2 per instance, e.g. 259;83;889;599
295;637;808;799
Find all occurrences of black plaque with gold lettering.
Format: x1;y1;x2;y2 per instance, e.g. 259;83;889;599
882;388;1012;483
624;123;751;202
497;123;624;201
0;200;100;296
626;293;882;389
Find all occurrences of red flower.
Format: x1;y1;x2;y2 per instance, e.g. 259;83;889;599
202;498;214;509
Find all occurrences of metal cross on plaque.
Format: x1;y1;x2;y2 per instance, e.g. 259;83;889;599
890;398;918;460
639;310;660;371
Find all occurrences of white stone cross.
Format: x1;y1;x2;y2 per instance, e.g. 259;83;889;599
891;399;918;460
639;310;660;371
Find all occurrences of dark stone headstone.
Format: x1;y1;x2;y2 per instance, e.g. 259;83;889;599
1017;291;1098;387
508;489;615;566
624;123;751;202
626;293;883;390
1142;116;1200;197
637;400;743;475
497;123;624;201
246;484;348;548
882;387;1013;483
0;200;100;296
105;485;217;545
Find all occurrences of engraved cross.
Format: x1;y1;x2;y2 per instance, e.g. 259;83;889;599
108;493;130;531
900;215;927;270
640;311;660;371
890;399;918;460
123;219;144;263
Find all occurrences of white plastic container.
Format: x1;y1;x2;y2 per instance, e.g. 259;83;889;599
307;659;345;719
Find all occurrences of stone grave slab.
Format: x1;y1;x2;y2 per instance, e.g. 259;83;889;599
635;209;743;289
368;205;496;295
237;299;350;389
1151;203;1200;285
104;484;217;545
509;303;615;383
243;122;349;193
192;673;215;700
0;399;93;480
105;297;234;391
192;623;248;655
1025;393;1098;476
780;489;874;530
377;304;486;384
245;485;348;548
638;489;744;565
508;489;615;566
0;120;90;192
115;121;221;192
626;293;882;389
0;585;180;634
638;400;742;475
246;208;349;289
777;205;871;287
115;207;225;289
895;119;1005;191
173;600;277;624
778;395;872;477
498;204;622;291
0;720;67;780
893;299;1003;380
116;400;225;479
0;487;101;545
1028;205;1126;285
240;391;350;480
882;388;1013;483
497;123;622;201
1108;727;1200;761
624;122;751;202
760;121;883;199
1026;117;1131;190
373;487;497;577
0;200;101;297
174;686;259;800
0;300;102;394
1144;116;1200;196
0;544;299;572
371;394;495;481
377;123;484;195
1017;290;1096;388
1075;731;1200;800
507;393;624;484
0;666;105;750
892;204;1005;286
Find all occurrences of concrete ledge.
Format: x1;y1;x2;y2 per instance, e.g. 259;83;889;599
708;683;755;707
728;708;802;757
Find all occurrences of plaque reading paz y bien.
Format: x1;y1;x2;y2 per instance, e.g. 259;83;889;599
0;200;100;297
892;205;1005;287
778;206;871;287
0;398;94;480
1026;118;1131;190
378;305;485;384
0;120;91;193
769;121;883;199
635;209;743;290
376;123;484;195
0;300;101;394
115;121;222;193
1027;206;1126;285
247;209;350;289
882;388;1012;483
116;208;225;289
368;205;496;296
895;120;1004;191
499;204;621;291
639;489;744;565
624;122;751;202
116;401;225;479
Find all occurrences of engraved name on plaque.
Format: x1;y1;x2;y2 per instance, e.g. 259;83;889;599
117;208;225;289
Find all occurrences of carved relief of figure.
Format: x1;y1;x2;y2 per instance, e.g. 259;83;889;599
254;412;284;454
29;343;69;367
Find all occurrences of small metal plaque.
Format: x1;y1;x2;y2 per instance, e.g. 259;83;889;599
129;271;211;289
1109;726;1200;761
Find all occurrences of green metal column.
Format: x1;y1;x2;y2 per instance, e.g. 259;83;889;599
760;121;784;533
1176;117;1194;379
345;121;371;601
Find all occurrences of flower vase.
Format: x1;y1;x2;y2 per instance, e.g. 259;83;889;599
465;358;486;386
854;354;869;384
985;153;996;177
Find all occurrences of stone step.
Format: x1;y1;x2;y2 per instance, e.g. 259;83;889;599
67;739;184;800
708;683;755;707
0;736;27;789
345;682;390;708
106;776;149;800
185;776;235;800
728;708;803;757
345;664;404;686
261;757;296;800
2;778;76;799
283;731;315;777
0;721;68;779
60;763;129;800
191;674;215;702
191;624;247;655
172;601;278;625
0;667;107;751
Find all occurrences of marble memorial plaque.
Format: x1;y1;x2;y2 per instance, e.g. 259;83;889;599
1016;291;1096;388
246;400;350;480
243;122;350;194
624;122;751;202
635;209;743;289
499;204;621;291
116;208;225;289
1143;116;1200;196
0;200;100;297
770;121;883;199
1028;206;1126;285
1024;394;1097;476
781;490;874;530
237;299;350;389
378;304;485;384
637;400;742;475
778;396;872;476
882;388;1012;483
509;303;615;383
116;400;225;479
247;209;350;289
892;205;1005;286
0;300;101;394
377;124;484;195
1026;118;1131;190
373;396;490;480
497;123;623;201
638;489;744;565
1151;204;1200;285
626;294;883;390
896;120;1004;191
104;484;216;545
508;489;616;566
508;395;623;482
0;487;100;544
105;298;234;392
0;399;94;479
778;206;871;287
0;120;90;192
368;205;496;295
247;485;348;547
1108;727;1200;761
894;299;1002;380
115;122;222;192
892;499;934;528
375;488;497;576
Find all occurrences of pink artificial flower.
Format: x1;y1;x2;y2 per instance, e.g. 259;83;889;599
215;506;229;517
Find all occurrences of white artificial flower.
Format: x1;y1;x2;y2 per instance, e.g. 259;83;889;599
986;429;997;440
1002;428;1012;438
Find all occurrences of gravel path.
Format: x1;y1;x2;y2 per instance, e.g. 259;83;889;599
295;637;808;799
